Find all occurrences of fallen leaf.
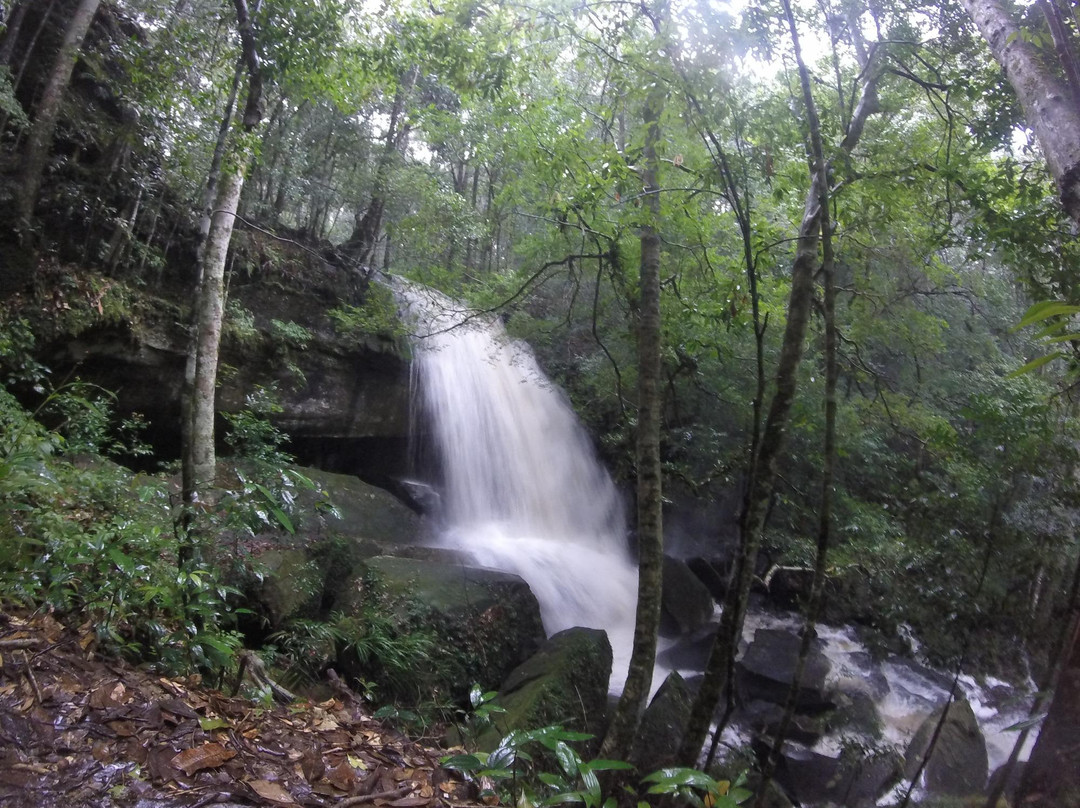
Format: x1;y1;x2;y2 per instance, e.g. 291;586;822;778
171;743;237;776
389;796;431;807
247;779;296;804
325;760;356;792
107;720;137;737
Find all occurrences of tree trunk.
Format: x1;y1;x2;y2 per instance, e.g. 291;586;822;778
598;6;666;760
961;0;1080;221
340;67;416;267
0;0;27;65
186;169;244;495
962;1;1080;800
678;49;881;768
15;0;101;226
752;1;837;800
181;0;263;505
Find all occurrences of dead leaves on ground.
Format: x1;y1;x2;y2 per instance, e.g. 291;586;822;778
0;612;479;807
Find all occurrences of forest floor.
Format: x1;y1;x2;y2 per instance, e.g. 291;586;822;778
0;611;480;808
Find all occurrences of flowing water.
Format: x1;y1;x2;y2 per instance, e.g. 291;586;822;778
400;282;640;692
397;280;1038;797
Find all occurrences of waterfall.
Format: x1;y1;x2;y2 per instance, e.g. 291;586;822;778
400;282;639;692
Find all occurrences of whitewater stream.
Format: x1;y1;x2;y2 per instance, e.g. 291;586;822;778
401;282;640;692
397;279;1037;799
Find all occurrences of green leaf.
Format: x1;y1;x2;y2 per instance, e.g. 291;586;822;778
539;792;587;806
1006;352;1062;377
441;753;486;772
642;768;718;790
583;760;633;772
108;547;135;574
1013;301;1080;332
1003;714;1046;732
555;741;579;778
199;716;231;731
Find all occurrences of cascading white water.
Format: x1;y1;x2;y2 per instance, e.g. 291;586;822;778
400;282;639;691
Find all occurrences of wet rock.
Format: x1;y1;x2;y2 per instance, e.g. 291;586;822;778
903;697;988;797
739;700;827;746
656;627;716;672
662;556;716;635
336;555;545;703
252;548;323;628
762;738;902;807
687;556;728;603
736;628;833;711
631;671;693;769
479;628;613;753
763;566;814;610
298;466;423;545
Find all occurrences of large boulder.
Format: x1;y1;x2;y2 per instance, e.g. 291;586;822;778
763;739;902;807
662;556;716;635
299;467;424;544
335;555;546;704
250;547;324;629
479;628;612;753
686;556;728;603
762;566;814;610
903;697;988;797
736;628;833;711
631;671;694;770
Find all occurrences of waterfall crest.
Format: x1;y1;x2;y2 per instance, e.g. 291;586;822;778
400;282;638;690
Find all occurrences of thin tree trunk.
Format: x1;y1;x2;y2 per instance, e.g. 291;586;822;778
1008;547;1080;807
186;169;244;494
196;58;243;267
598;1;667;760
752;1;838;800
15;0;101;226
0;0;27;64
678;47;881;768
341;66;417;267
181;0;263;506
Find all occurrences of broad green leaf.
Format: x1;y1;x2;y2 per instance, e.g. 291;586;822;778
1013;301;1080;331
555;741;579;778
441;753;485;771
1006;352;1062;378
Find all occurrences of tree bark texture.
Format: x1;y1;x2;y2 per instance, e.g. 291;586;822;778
961;0;1080;222
187;168;244;495
181;0;263;505
15;0;101;225
598;22;667;761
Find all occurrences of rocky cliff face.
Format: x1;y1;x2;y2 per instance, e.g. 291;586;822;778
19;239;414;486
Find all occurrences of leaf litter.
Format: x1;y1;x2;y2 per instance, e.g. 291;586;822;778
0;612;482;808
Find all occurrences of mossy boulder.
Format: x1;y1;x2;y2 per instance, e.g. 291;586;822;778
631;671;693;770
335;555;545;705
903;698;988;797
251;548;323;628
299;467;423;544
478;628;613;753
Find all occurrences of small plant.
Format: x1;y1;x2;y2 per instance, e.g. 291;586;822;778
443;725;751;808
328;284;407;341
225;301;261;347
270;318;313;349
222;385;291;466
